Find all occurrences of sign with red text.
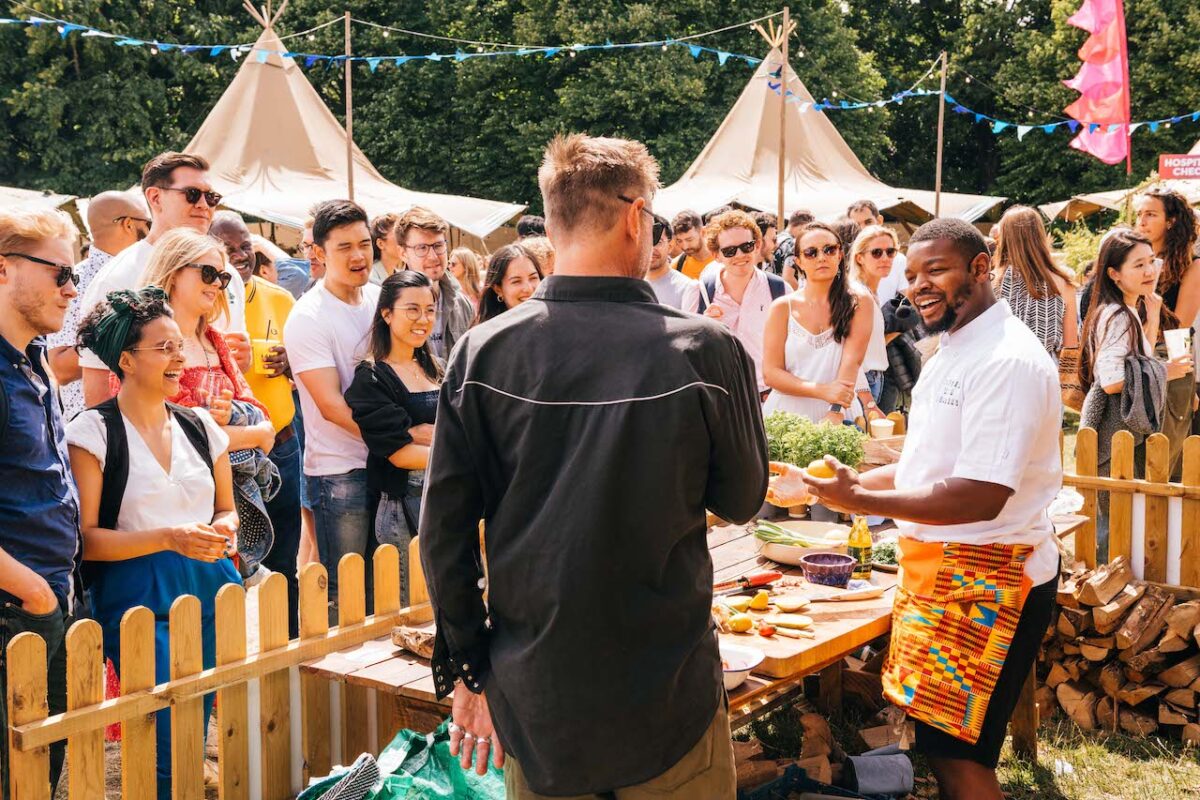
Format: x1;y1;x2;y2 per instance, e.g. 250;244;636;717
1159;154;1200;180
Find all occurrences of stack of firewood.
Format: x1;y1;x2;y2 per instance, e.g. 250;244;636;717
1039;556;1200;745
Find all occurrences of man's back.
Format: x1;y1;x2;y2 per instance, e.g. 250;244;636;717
421;275;767;796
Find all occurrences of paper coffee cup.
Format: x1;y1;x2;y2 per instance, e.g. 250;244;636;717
869;419;896;439
1165;328;1192;361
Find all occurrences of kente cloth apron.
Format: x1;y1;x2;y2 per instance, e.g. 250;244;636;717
882;538;1034;744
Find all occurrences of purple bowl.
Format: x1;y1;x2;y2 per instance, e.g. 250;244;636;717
799;552;856;588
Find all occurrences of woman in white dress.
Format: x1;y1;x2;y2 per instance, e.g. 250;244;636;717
67;287;241;799
848;225;900;415
763;222;875;425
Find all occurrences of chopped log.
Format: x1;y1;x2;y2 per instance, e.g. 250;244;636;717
1194;622;1200;650
1080;642;1112;662
1099;662;1125;697
1063;641;1082;655
1096;696;1118;731
1057;567;1090;610
1125;667;1151;685
1119;707;1159;736
1158;632;1191;654
1083;664;1106;691
1077;556;1133;606
799;713;844;761
1165;688;1197;709
843;669;884;713
1046;662;1072;689
1167;600;1200;640
861;645;888;674
1117;682;1165;706
1115;587;1174;654
1121;647;1170;674
1094;582;1147;634
1064;658;1087;681
1081;635;1116;649
1057;681;1098;730
794;756;832;785
736;760;779;791
857;722;913;752
1058;606;1094;638
1035;685;1058;722
1183;723;1200;746
732;738;764;763
1164;702;1197;723
1159;654;1200;688
1044;642;1066;663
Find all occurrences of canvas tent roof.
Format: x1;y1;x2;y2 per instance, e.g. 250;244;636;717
1040;138;1200;222
655;48;1004;224
0;185;76;213
183;27;524;238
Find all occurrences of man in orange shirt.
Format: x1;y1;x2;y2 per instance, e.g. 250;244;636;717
669;209;714;279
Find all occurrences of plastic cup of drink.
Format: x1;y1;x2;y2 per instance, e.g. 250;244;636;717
1165;328;1192;361
869;419;895;439
251;339;276;376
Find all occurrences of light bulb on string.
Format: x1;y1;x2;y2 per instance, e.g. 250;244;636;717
383;31;389;38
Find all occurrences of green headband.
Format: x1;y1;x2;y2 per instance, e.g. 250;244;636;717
90;287;168;373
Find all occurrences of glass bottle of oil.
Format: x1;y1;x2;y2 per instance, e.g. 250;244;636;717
847;515;873;581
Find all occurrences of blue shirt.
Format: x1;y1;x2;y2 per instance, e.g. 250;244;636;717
0;334;81;609
273;258;311;300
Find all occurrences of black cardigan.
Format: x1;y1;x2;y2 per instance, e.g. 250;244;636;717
344;360;436;496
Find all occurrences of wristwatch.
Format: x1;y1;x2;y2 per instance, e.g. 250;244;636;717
829;403;844;414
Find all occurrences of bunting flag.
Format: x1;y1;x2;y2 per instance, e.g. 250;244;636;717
1063;0;1131;169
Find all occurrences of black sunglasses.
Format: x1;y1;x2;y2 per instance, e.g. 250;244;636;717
867;247;898;259
161;186;223;208
2;252;79;287
184;263;233;290
113;215;151;226
801;244;842;259
719;241;758;260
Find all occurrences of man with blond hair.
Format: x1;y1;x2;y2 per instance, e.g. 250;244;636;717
394;207;474;359
0;207;83;798
421;134;767;798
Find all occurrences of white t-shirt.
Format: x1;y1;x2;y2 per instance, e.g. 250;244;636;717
894;299;1063;585
1092;304;1151;388
284;280;380;476
875;253;909;304
66;406;229;532
78;239;248;370
646;269;700;313
862;293;888;372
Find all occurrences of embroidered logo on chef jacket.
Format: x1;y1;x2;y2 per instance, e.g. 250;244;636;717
936;376;963;408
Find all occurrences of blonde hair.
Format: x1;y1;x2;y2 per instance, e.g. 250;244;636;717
538;133;660;236
848;225;899;286
519;236;555;275
704;210;761;256
449;247;483;298
139;228;229;332
0;207;76;254
993;205;1073;299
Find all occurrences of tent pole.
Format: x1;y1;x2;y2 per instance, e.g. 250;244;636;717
934;50;947;217
777;6;789;230
344;11;355;201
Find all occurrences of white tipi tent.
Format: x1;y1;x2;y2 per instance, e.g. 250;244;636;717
655;48;1004;223
183;20;524;239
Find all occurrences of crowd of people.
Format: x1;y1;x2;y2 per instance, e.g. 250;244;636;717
0;134;1198;800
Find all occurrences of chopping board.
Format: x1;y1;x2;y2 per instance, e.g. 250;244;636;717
717;572;898;678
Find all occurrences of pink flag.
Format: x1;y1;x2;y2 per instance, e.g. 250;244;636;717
1064;0;1131;171
1070;128;1129;165
1063;55;1126;99
1078;19;1122;62
1065;86;1128;124
1067;0;1120;34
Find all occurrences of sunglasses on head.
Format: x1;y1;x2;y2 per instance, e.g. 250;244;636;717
184;263;233;290
801;244;841;259
719;241;758;259
2;252;79;287
161;186;223;207
868;247;898;259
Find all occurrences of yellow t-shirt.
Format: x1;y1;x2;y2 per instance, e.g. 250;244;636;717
676;253;714;281
244;277;296;432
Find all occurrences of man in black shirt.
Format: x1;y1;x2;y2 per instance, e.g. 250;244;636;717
420;133;768;798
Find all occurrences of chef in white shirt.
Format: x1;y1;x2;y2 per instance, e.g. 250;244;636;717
79;152;248;407
768;218;1062;800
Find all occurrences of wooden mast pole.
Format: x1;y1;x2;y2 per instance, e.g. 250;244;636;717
934;50;947;217
344;11;355;200
777;6;790;229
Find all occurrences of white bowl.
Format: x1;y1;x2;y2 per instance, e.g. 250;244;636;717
720;642;765;691
758;520;850;566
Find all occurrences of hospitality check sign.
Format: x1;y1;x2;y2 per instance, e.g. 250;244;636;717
1159;154;1200;180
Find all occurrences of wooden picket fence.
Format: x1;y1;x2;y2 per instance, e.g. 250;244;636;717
6;544;428;800
1064;428;1200;584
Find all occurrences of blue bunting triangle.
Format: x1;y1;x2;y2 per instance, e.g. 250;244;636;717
717;51;730;65
688;44;701;58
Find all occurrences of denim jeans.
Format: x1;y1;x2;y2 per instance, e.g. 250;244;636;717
0;602;69;800
264;426;303;638
308;469;376;622
375;470;424;607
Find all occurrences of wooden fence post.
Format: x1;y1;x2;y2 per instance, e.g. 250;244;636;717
120;606;156;797
408;537;428;607
215;585;250;799
7;632;50;800
169;595;205;800
1182;437;1200;587
1109;431;1135;563
65;620;105;800
1143;433;1170;582
886;410;905;435
259;572;292;800
1075;427;1098;568
373;545;401;747
338;554;371;762
299;563;331;783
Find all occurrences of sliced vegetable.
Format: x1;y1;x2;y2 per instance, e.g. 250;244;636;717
750;589;770;611
763;613;814;629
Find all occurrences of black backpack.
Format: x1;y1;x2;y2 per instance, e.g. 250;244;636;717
696;271;789;313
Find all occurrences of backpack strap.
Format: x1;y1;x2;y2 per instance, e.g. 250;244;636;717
96;398;129;532
766;273;788;301
672;253;688;273
697;273;718;314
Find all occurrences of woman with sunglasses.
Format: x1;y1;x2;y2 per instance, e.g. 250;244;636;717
992;205;1078;364
763;222;874;425
345;271;441;606
849;225;902;413
449;247;484;308
67;287;241;799
697;210;789;396
475;243;544;325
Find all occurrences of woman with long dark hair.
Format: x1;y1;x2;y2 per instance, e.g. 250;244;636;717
763;221;874;424
1080;228;1192;560
1136;187;1200;473
345;270;441;605
475;244;543;325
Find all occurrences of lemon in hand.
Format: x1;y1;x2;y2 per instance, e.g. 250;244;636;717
805;459;836;479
